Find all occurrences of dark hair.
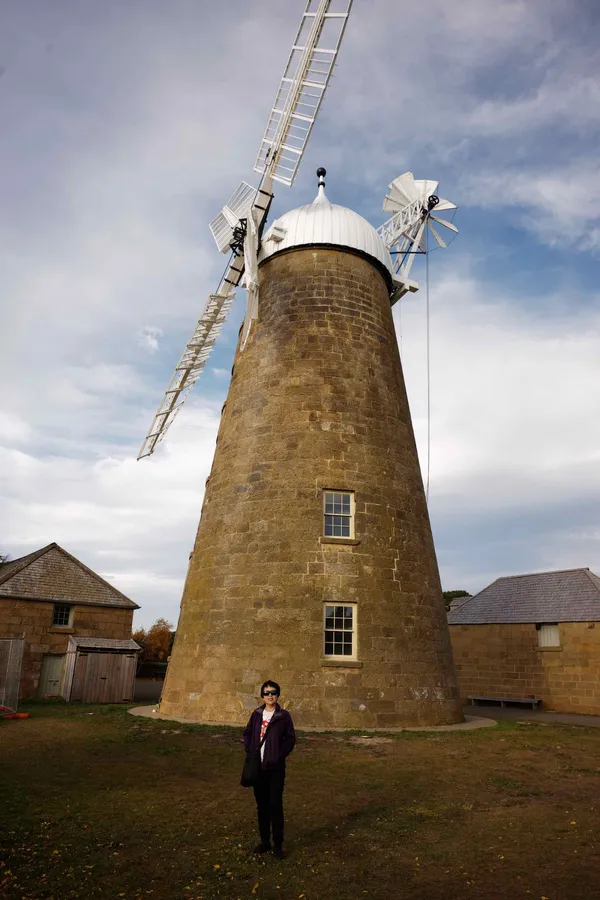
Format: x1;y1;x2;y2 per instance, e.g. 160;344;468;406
260;680;280;697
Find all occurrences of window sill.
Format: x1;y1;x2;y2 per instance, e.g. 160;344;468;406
319;537;361;546
49;627;74;634
320;658;363;668
536;646;563;652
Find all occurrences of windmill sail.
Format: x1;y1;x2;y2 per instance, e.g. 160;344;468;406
377;171;458;299
138;290;236;459
254;0;353;187
138;0;354;460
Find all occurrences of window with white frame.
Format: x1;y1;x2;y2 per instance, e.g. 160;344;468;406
52;603;73;628
324;604;356;658
323;490;354;538
537;623;560;648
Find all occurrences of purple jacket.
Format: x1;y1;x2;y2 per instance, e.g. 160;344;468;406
243;704;296;770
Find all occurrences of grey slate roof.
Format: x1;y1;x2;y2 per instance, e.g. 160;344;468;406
69;637;141;651
0;543;139;610
448;595;471;611
447;568;600;625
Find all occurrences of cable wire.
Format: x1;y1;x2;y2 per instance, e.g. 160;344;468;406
425;225;431;505
397;292;402;357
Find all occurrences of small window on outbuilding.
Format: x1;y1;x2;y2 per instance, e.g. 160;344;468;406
324;604;357;658
323;490;354;538
52;603;73;628
537;623;560;648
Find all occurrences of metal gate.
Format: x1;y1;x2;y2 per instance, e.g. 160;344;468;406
70;651;137;703
0;638;25;710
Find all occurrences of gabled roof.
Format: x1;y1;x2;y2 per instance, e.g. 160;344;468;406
0;546;50;584
68;636;141;651
0;543;139;610
447;568;600;625
448;594;471;612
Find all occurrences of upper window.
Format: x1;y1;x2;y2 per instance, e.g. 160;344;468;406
52;604;73;628
537;623;560;648
323;490;354;538
324;604;356;658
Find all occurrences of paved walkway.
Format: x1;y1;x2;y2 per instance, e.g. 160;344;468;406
128;703;600;731
465;704;600;729
128;705;495;732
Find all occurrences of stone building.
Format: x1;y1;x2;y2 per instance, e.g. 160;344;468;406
448;568;600;715
160;181;462;729
0;543;139;702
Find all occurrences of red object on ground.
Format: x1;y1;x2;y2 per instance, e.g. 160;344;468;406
0;705;30;719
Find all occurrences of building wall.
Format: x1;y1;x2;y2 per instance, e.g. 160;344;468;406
160;246;462;729
449;622;600;715
0;596;134;698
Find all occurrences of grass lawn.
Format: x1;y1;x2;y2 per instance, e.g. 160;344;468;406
1;704;600;899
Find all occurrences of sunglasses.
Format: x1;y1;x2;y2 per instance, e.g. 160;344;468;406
262;690;278;697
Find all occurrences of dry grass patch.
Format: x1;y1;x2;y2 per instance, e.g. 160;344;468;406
1;703;600;899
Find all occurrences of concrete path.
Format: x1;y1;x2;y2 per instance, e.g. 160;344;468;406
128;704;495;732
128;700;600;731
464;704;600;729
128;701;600;731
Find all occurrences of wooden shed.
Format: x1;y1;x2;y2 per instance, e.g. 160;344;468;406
60;637;140;703
0;543;140;700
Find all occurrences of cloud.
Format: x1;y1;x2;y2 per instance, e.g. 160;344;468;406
1;0;599;624
460;163;600;250
0;404;219;626
137;326;163;354
395;265;600;587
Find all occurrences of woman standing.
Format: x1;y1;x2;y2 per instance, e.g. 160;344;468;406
243;680;296;858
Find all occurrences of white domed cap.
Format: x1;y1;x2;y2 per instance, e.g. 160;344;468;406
259;172;394;286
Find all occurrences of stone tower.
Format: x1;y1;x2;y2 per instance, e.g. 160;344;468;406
160;175;462;728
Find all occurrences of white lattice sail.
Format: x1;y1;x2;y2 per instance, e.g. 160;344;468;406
209;181;257;254
254;0;353;186
139;1;355;459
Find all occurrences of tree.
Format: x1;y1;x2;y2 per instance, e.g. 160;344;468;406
133;617;174;663
442;590;471;612
0;552;9;564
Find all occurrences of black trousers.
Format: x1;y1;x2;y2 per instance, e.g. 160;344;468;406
253;764;286;847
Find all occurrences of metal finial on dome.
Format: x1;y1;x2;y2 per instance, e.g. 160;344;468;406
313;167;330;206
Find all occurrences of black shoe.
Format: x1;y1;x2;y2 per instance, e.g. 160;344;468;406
253;843;271;854
273;846;286;859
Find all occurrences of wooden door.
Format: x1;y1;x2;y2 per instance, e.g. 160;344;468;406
98;653;137;702
70;653;88;701
39;655;65;697
83;652;110;703
70;651;138;703
112;653;137;702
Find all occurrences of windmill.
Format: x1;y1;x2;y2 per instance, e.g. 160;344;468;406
139;2;463;730
138;0;354;460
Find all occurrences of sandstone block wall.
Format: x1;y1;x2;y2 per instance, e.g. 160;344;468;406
449;622;600;715
160;246;462;728
0;596;134;698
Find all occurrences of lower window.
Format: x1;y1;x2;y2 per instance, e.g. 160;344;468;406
324;604;356;658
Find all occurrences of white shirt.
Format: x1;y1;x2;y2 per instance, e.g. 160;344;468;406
260;707;275;761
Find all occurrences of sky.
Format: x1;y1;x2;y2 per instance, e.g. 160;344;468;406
1;0;599;628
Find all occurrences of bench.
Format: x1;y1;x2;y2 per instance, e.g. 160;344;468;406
468;696;542;710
